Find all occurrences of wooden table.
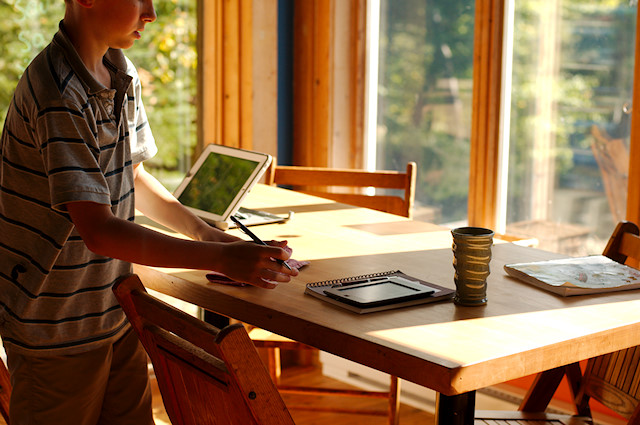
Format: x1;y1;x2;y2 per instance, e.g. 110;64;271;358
134;184;640;424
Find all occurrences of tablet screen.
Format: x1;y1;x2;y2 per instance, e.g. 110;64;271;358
177;152;260;216
336;280;420;302
172;144;271;225
323;277;435;307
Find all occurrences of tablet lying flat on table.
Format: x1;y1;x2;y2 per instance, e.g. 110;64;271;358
323;277;435;308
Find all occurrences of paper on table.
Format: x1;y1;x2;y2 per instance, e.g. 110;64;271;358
504;255;640;296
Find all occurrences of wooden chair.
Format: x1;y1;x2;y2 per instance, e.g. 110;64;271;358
591;125;629;223
476;220;640;424
112;274;296;425
264;161;417;219
0;355;10;424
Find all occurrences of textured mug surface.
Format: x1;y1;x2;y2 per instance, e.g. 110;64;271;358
451;227;494;306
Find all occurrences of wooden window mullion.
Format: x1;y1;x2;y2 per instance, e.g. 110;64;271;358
468;0;505;228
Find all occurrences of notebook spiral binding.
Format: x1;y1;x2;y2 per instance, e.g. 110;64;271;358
307;270;401;287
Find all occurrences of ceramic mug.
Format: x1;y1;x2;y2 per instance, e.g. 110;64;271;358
451;227;494;306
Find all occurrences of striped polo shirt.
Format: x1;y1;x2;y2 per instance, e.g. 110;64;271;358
0;23;157;356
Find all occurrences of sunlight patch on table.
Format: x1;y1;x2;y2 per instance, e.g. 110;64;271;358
367;300;640;366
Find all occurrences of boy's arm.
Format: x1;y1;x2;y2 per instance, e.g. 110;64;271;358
132;162;236;243
65;201;298;288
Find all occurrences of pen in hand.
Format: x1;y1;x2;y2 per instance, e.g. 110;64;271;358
230;216;293;271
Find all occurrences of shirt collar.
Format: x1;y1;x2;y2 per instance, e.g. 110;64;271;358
53;21;132;96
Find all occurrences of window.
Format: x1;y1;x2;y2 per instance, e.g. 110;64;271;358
501;0;636;255
125;0;198;190
374;0;476;225
0;0;198;192
0;1;64;119
371;0;637;255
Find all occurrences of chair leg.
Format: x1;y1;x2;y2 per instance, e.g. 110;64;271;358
566;362;592;417
519;366;566;412
388;375;400;425
0;358;10;424
267;347;282;384
627;400;640;425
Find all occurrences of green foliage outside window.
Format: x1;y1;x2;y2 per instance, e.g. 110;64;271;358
377;0;475;222
377;0;635;225
127;0;198;181
0;0;198;185
506;1;635;223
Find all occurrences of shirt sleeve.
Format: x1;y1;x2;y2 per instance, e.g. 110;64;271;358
125;57;158;165
36;99;112;211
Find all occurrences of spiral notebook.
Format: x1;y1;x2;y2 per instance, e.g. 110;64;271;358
304;270;454;314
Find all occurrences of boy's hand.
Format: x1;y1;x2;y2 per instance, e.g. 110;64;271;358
217;240;299;289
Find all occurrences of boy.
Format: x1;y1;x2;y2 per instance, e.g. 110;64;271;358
0;0;298;423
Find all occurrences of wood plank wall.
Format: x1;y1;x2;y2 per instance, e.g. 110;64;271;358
292;0;332;167
292;0;366;169
198;0;278;157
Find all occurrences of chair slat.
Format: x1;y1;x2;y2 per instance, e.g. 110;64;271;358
625;347;640;398
275;167;410;188
268;161;417;218
620;232;640;263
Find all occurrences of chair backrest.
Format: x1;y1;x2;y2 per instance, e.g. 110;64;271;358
264;161;417;218
577;221;640;419
591;125;629;223
113;274;295;425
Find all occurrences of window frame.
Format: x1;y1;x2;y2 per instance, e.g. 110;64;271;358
203;0;639;226
469;0;640;228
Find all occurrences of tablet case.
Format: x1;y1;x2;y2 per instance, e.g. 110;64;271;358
173;144;287;229
305;270;454;313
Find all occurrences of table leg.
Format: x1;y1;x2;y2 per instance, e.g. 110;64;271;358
435;391;476;425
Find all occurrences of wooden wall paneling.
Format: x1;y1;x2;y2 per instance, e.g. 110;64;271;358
292;0;366;170
239;0;253;150
348;0;367;169
251;0;278;158
197;0;217;156
293;0;332;167
223;0;241;148
313;0;332;167
198;0;257;152
468;0;505;228
292;0;313;165
214;0;224;147
331;1;352;168
329;0;366;170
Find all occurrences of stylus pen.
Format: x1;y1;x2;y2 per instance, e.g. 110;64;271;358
230;216;293;271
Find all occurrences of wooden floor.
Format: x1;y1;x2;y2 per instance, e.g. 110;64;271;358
152;364;436;425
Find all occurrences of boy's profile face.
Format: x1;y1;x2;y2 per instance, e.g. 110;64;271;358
83;0;156;50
